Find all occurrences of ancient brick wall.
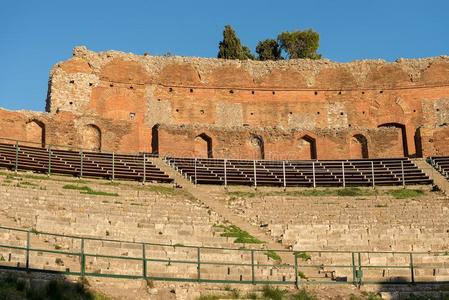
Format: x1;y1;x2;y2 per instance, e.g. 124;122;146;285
1;46;449;159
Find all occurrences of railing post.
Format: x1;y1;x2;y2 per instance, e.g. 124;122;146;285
312;161;316;188
194;158;197;185
342;161;346;188
401;160;405;188
143;153;146;184
15;141;19;173
357;252;362;286
224;159;227;187
282;161;286;190
26;230;30;271
294;252;299;288
197;247;201;282
48;145;52;176
410;253;415;284
80;150;84;178
253;160;257;189
142;243;147;279
80;238;85;279
351;252;356;286
112;152;115;181
251;250;255;285
371;161;375;189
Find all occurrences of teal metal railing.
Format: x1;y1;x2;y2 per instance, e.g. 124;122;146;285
0;226;448;286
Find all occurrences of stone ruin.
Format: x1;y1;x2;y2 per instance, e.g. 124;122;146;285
1;46;449;160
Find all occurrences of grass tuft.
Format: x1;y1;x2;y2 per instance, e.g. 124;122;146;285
145;185;197;200
227;191;257;198
63;184;118;197
389;189;424;199
265;250;281;261
297;271;308;280
350;291;383;300
215;224;265;244
228;187;428;200
227;188;381;199
295;251;311;261
291;288;317;300
262;285;286;300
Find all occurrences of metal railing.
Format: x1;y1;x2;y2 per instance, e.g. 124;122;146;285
0;138;168;183
1;226;448;286
165;157;432;189
428;157;449;178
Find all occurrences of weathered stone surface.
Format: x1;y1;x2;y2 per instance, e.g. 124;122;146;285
1;46;449;158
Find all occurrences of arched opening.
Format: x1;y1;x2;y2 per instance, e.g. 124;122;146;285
350;134;369;159
194;133;213;158
25;120;45;147
151;124;160;154
82;124;101;151
250;135;264;160
414;127;423;158
298;135;317;160
378;123;408;157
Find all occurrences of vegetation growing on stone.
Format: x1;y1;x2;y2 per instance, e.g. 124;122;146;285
145;184;196;200
0;171;88;184
262;285;287;300
265;250;282;261
62;184;118;197
349;291;383;300
389;189;424;199
294;251;311;261
215;224;264;244
227;188;427;199
196;285;318;300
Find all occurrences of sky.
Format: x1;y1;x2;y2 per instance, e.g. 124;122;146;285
0;0;448;112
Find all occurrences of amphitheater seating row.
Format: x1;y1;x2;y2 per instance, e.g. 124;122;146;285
165;157;432;187
429;156;449;179
0;143;172;183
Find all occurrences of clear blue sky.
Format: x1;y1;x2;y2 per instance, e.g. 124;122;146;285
0;0;448;112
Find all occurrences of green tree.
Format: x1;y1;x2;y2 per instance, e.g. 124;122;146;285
218;25;254;60
277;29;322;59
256;39;282;61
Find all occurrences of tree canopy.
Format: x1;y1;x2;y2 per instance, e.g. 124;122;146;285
217;25;254;60
277;29;322;59
256;39;282;61
217;26;321;60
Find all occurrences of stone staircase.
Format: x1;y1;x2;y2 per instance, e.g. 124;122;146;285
151;157;294;261
414;158;449;194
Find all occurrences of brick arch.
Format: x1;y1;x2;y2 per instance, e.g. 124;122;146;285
350;134;369;159
194;133;213;158
82;124;101;151
249;135;264;160
298;134;317;160
378;123;408;157
25;119;45;147
371;99;407;125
